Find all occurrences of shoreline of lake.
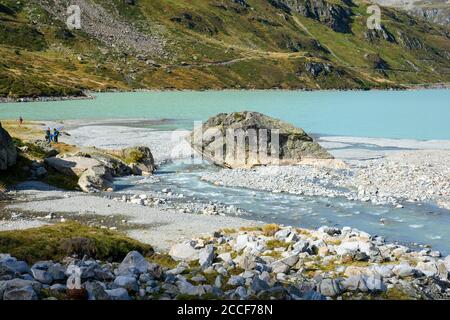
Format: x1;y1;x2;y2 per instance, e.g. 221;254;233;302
1;83;449;104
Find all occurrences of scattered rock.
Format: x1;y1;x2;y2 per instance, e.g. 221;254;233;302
393;263;416;278
3;285;38;300
113;276;139;292
84;281;110;300
117;251;149;276
318;278;341;297
78;165;114;193
0;221;449;300
198;245;215;269
105;288;131;300
169;241;200;261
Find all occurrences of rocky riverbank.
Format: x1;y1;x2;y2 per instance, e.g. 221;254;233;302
1;120;157;193
1;224;449;300
0;93;93;104
202;149;450;210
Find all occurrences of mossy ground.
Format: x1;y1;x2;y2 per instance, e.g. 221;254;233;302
266;239;290;250
380;287;413;300
0;221;153;263
147;252;179;269
261;224;280;236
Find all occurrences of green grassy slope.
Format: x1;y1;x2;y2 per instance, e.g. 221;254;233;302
0;0;449;98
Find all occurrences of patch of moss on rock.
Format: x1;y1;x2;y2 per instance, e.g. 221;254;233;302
122;149;146;165
147;252;178;269
262;224;280;236
0;222;153;263
381;287;412;300
266;239;290;250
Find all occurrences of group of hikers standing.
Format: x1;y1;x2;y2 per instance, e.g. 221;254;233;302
45;127;60;143
18;116;60;144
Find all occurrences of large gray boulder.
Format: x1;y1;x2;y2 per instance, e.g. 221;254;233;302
318;278;342;297
84;281;111;300
189;112;332;168
3;285;38;300
198;245;215;269
78;165;114;193
44;155;120;193
44;145;155;192
113;276;139;292
117;251;150;276
169;241;200;261
0;278;42;300
45;156;101;177
119;146;155;175
0;254;30;275
0;123;17;170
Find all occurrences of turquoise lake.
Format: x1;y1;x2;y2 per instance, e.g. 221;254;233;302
1;89;449;140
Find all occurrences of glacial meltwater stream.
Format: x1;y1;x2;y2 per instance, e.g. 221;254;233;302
114;158;450;255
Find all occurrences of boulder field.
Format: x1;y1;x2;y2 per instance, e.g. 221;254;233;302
1;224;449;300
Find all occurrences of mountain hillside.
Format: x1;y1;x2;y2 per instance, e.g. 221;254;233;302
0;0;449;98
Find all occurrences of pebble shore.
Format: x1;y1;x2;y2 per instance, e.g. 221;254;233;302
202;150;450;209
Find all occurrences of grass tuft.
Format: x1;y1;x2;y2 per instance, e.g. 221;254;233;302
262;224;280;236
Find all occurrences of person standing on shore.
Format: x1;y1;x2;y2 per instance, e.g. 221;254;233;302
19;116;23;126
45;127;51;143
53;128;60;143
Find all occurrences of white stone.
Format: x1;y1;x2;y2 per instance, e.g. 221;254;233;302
234;234;251;252
392;263;415;278
444;255;450;272
169;241;200;261
416;261;438;277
